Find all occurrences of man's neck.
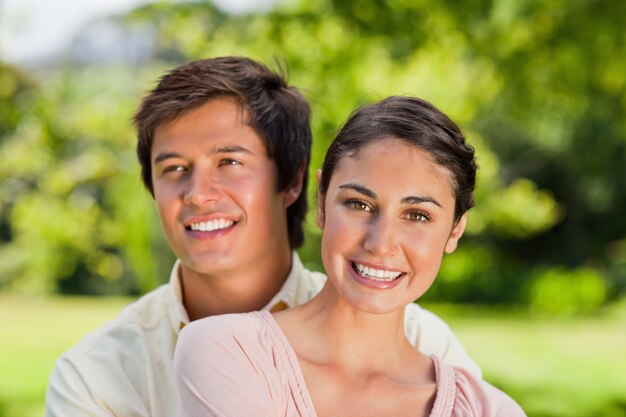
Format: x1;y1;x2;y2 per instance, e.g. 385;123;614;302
180;250;293;321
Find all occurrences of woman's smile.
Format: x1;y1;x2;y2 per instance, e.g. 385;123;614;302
317;137;466;314
352;261;404;282
347;258;407;290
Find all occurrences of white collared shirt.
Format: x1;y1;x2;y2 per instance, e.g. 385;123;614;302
45;253;481;417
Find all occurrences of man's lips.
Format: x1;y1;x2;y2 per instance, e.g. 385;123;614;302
186;218;235;232
183;215;239;233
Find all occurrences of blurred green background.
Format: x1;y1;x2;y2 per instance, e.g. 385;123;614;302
1;0;625;416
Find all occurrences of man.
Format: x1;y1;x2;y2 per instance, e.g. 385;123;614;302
45;56;481;417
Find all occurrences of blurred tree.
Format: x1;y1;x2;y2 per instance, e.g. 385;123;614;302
1;0;623;312
0;64;173;294
0;62;37;286
461;0;626;302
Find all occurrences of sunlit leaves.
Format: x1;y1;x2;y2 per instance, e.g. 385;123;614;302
484;179;561;239
0;0;623;309
529;267;606;316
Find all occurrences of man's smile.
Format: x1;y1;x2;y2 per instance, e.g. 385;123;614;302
187;218;235;232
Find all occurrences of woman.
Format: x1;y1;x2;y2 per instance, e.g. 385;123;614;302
174;96;526;417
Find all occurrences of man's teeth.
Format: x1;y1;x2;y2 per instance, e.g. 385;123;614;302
354;263;402;282
190;219;234;232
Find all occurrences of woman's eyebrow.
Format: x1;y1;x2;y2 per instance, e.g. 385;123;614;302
339;183;377;199
339;183;443;208
402;196;443;208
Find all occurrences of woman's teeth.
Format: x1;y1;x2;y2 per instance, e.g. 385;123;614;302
353;262;402;282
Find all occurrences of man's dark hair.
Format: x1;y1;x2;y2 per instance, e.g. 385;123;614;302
319;96;477;221
134;56;311;248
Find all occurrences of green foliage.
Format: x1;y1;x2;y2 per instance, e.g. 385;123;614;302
484;179;561;239
1;0;624;312
0;66;174;294
529;266;607;316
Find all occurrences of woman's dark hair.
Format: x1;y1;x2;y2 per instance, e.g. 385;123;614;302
319;96;477;221
134;56;311;248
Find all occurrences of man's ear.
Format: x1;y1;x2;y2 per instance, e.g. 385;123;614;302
283;164;306;208
444;213;467;254
316;169;325;229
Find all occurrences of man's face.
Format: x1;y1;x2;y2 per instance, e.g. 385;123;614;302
151;98;295;277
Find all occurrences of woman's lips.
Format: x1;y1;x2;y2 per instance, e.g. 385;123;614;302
349;260;406;289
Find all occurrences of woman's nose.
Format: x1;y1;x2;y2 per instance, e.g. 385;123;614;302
362;216;398;257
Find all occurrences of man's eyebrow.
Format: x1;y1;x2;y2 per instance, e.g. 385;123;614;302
214;145;253;155
339;183;377;199
153;146;253;164
154;152;181;164
402;196;443;208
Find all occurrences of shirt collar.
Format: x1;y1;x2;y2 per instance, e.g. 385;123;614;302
169;252;306;329
168;259;189;333
262;252;305;312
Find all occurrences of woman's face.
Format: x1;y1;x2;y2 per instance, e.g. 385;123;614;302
318;137;467;314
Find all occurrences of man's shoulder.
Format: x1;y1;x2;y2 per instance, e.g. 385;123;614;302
115;284;175;327
403;303;453;352
301;267;327;286
404;303;483;378
46;284;179;417
297;262;327;289
61;284;174;360
404;302;451;332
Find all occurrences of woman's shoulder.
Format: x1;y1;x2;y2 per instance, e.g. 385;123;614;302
174;312;304;415
181;311;268;335
177;311;276;357
432;357;527;417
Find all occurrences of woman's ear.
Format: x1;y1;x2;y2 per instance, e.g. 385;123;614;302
444;213;467;254
316;169;325;229
283;164;305;208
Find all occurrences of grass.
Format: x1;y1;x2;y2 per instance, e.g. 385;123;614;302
1;295;625;417
0;296;133;417
425;302;626;417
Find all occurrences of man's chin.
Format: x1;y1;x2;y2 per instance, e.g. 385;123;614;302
179;254;237;277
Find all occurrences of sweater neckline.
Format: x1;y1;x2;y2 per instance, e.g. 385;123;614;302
256;310;456;417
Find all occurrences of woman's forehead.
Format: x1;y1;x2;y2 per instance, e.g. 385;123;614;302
331;139;456;197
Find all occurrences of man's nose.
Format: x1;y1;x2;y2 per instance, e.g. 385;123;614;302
182;167;221;207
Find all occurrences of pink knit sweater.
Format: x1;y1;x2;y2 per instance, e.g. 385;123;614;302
175;311;526;417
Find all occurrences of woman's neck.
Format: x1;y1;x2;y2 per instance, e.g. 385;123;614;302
273;281;437;417
275;282;423;376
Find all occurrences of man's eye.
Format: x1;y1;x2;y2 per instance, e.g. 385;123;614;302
219;159;242;167
406;211;430;223
163;165;186;174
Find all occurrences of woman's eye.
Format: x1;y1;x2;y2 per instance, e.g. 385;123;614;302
345;200;372;212
406;211;430;223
